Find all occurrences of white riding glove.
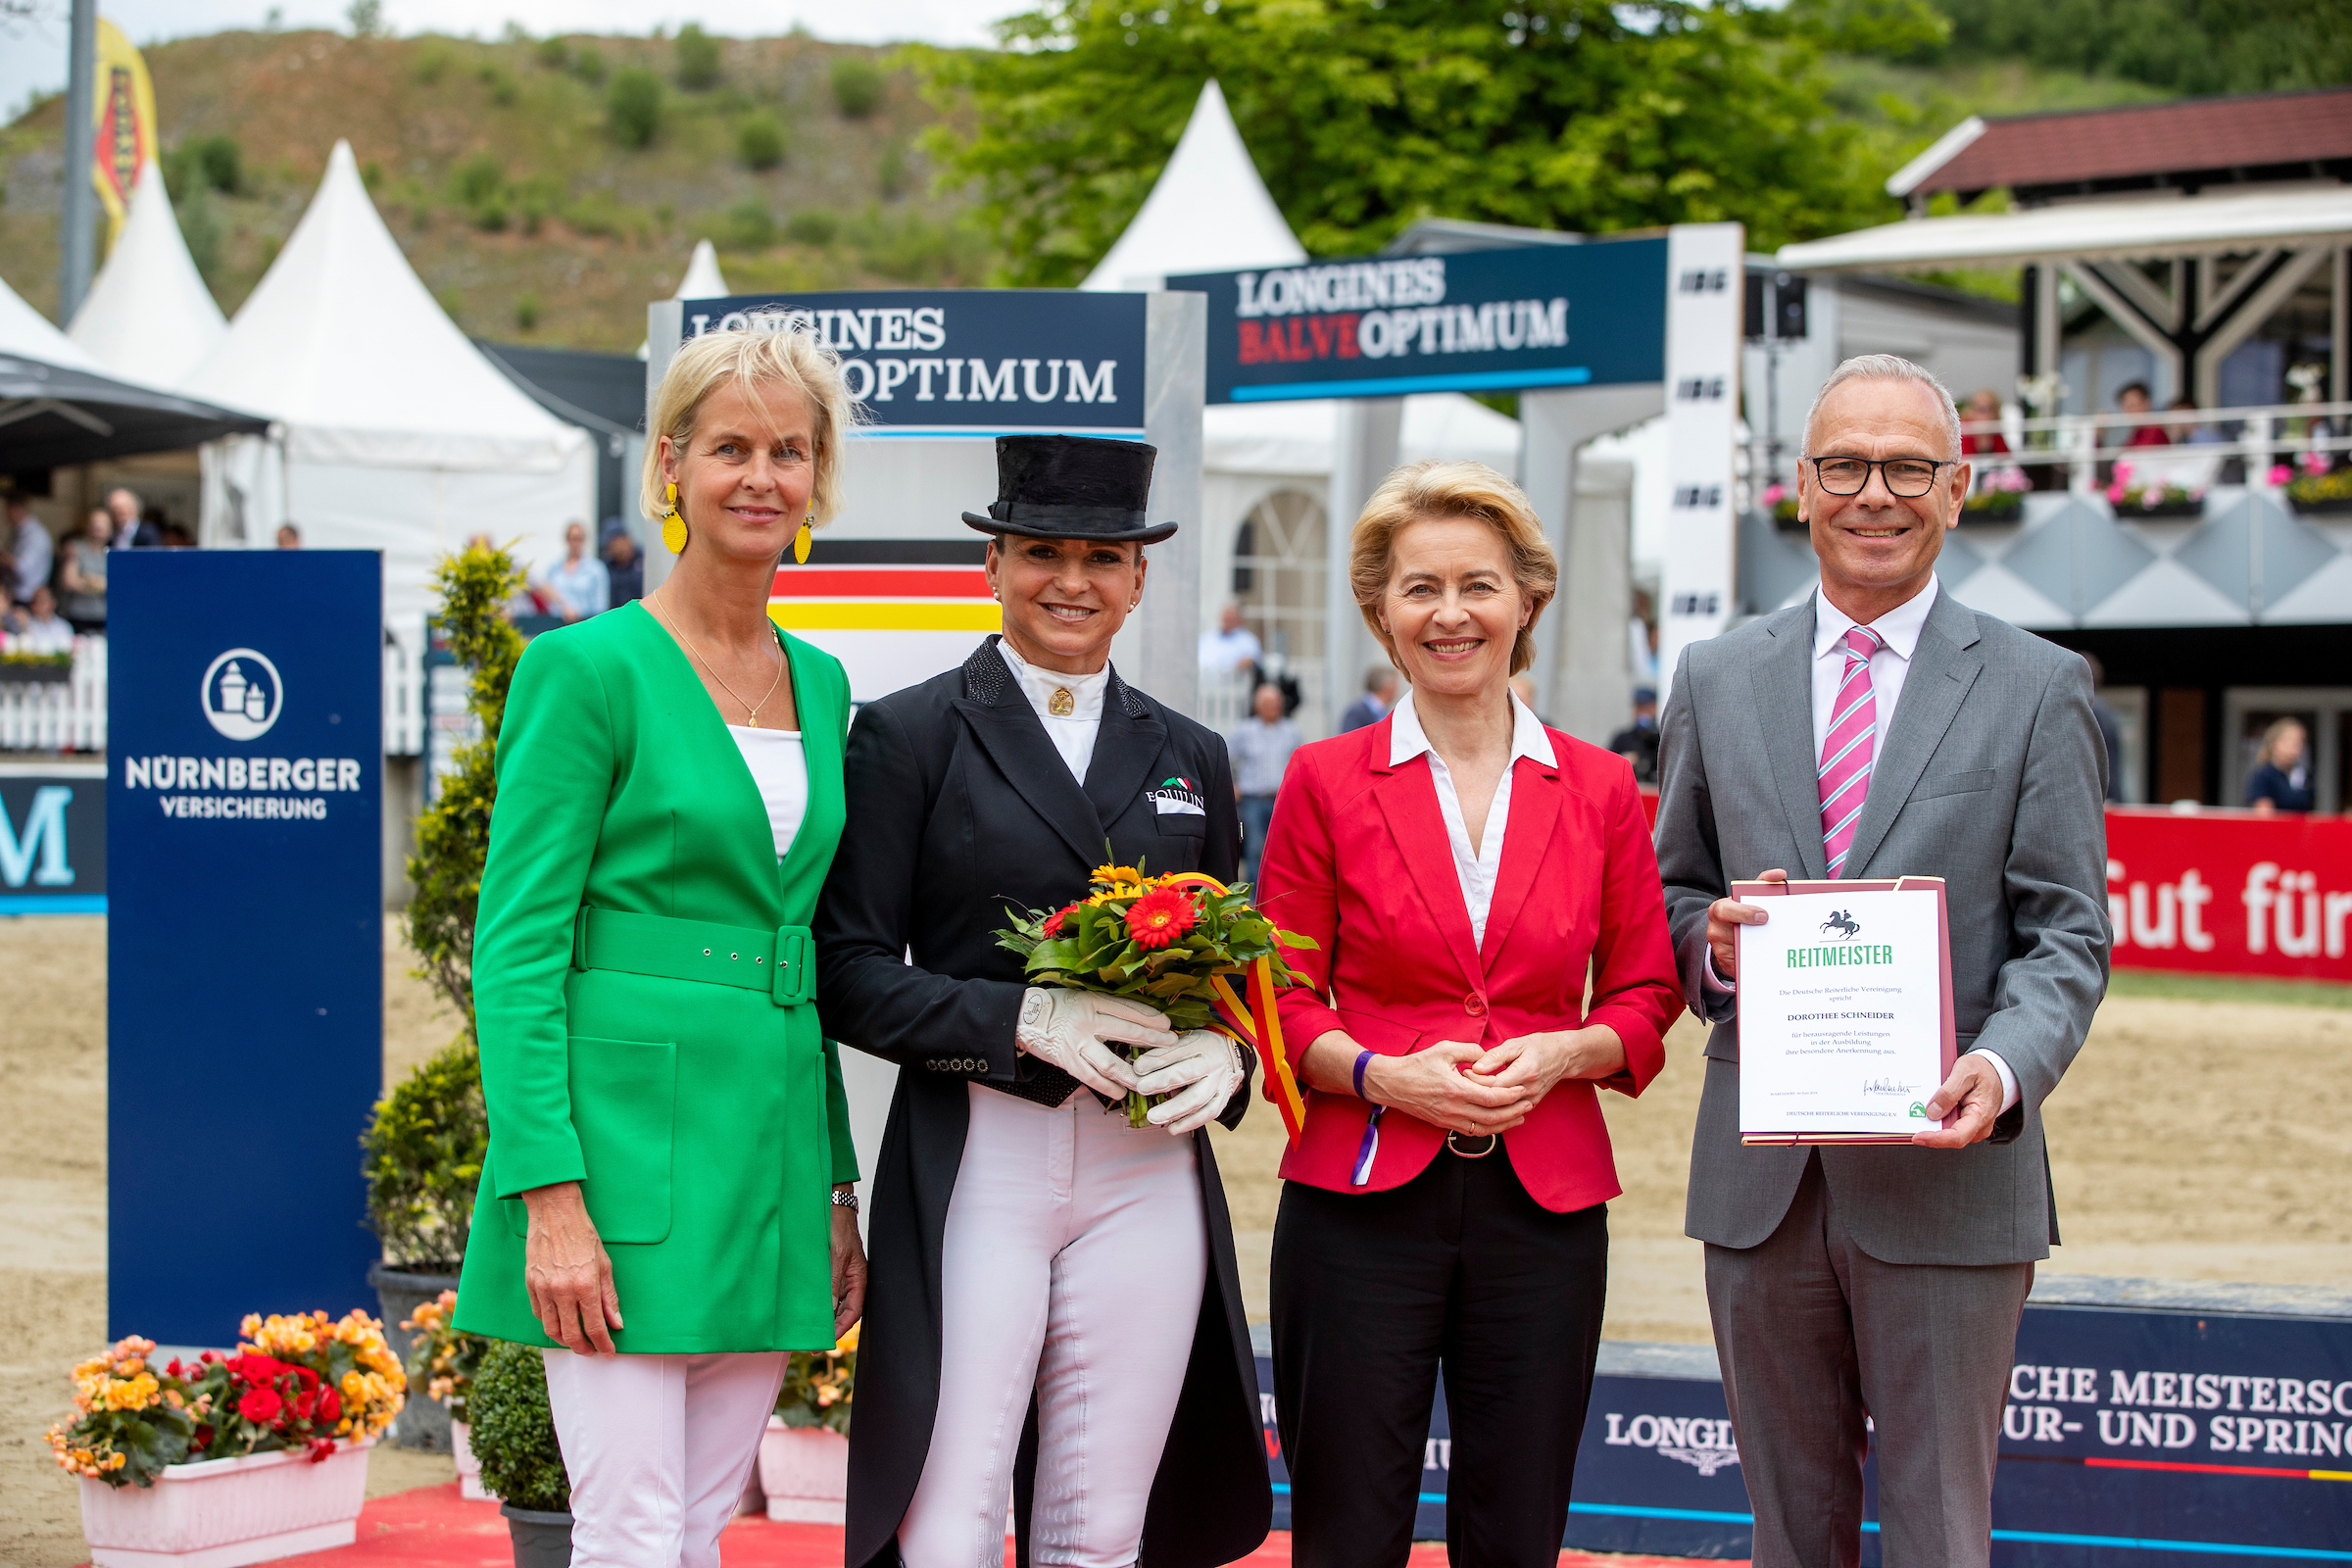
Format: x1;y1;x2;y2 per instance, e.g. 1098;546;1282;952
1132;1030;1246;1136
1014;989;1175;1101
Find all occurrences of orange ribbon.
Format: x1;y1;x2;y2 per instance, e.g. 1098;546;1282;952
1162;872;1307;1147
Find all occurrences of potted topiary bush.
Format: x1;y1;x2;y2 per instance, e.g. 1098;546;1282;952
469;1341;570;1568
367;543;525;1449
759;1326;857;1522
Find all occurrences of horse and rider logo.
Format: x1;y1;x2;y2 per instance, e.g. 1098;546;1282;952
1819;909;1862;941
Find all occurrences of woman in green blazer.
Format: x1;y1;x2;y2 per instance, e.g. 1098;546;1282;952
454;326;865;1568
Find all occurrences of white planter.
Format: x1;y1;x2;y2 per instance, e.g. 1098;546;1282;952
451;1420;491;1502
759;1417;847;1524
79;1439;372;1568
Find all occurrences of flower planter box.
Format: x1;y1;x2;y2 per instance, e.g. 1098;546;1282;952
78;1439;372;1568
2290;495;2352;517
0;662;73;684
759;1418;848;1524
2119;500;2205;518
451;1420;491;1502
501;1502;572;1568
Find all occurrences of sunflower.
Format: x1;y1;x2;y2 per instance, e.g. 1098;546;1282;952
1124;886;1200;950
1091;862;1144;890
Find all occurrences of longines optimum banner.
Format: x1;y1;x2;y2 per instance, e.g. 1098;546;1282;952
678;289;1148;435
1166;236;1668;404
108;550;383;1345
0;761;105;911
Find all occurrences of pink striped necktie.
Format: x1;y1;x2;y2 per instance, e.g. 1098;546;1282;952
1818;625;1884;877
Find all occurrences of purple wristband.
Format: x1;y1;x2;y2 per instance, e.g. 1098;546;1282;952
1352;1048;1375;1101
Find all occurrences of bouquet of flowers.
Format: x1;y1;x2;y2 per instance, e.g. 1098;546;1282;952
996;861;1316;1132
401;1290;490;1424
776;1322;858;1435
49;1310;405;1489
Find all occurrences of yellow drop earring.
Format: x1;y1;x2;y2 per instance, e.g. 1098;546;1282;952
793;511;813;564
661;482;687;555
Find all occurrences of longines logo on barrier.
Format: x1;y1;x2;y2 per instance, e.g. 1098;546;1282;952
201;648;282;741
1600;1412;1742;1477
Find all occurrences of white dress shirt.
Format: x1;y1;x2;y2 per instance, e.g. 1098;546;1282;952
727;726;808;859
998;638;1105;785
1711;578;2019;1113
1389;689;1555;950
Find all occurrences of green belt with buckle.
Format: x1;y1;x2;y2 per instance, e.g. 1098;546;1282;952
570;906;814;1007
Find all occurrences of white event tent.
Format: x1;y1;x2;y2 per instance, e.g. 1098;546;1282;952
183;141;595;657
1;269;109;373
67;158;227;388
637;238;731;358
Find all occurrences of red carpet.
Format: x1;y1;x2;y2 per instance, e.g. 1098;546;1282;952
165;1483;1740;1567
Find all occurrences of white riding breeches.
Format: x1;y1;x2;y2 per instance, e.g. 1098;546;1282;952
895;1083;1209;1568
541;1348;787;1568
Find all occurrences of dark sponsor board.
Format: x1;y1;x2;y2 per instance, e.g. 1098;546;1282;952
0;762;105;912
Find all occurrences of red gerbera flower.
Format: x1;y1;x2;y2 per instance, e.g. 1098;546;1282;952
1041;902;1087;939
1124;886;1199;950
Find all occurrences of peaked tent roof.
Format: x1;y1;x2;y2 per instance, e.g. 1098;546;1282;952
182;140;584;472
0;270;108;374
638;239;732;357
69;158;227;388
1082;79;1306;291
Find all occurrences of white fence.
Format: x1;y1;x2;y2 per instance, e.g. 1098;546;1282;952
0;635;427;757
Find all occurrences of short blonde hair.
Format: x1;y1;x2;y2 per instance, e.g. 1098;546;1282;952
1349;460;1557;676
639;326;861;532
2258;716;2307;766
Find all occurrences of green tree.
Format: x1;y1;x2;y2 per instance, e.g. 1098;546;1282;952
675;22;723;89
346;0;385;38
914;0;1893;285
1927;0;2352;94
608;66;665;147
724;196;776;250
738;110;786;170
832;55;884;118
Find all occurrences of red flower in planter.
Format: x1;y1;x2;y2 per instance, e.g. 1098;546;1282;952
318;1388;341;1424
238;1386;283;1424
294;1390;317;1420
1124;886;1199;950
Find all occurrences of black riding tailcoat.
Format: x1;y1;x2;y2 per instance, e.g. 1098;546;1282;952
813;636;1271;1568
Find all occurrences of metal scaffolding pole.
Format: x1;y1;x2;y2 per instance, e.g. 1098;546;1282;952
59;0;99;324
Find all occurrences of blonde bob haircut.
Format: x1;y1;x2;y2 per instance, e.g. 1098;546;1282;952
639;326;862;534
1350;460;1558;677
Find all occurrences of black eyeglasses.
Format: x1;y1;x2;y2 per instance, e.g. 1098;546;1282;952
1804;457;1955;498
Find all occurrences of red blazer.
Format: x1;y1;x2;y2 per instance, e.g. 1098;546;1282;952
1255;714;1684;1212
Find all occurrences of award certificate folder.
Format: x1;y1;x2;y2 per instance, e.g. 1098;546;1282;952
1734;877;1956;1145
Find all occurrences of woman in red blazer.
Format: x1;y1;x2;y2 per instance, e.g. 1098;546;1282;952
1254;460;1684;1568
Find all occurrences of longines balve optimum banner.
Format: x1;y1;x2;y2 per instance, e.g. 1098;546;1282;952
108;550;383;1344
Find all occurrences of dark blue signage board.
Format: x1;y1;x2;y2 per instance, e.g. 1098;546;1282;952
681;289;1148;436
107;550;383;1346
1258;1297;2352;1563
0;762;106;911
1168;237;1667;405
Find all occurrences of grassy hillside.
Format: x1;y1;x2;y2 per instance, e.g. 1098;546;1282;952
0;27;984;351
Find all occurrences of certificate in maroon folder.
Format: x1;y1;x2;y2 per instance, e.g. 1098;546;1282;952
1733;876;1957;1146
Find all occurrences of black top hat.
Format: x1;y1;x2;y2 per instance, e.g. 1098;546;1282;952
960;434;1177;545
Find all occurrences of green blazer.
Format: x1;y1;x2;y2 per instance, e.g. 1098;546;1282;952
453;602;858;1353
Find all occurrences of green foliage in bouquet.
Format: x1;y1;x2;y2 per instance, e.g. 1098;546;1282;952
996;860;1315;1125
775;1324;858;1435
468;1341;570;1513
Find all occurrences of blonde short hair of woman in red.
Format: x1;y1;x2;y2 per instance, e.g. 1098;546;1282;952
1255;458;1685;1568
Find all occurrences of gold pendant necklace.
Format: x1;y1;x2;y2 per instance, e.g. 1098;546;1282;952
650;592;785;726
1048;686;1075;716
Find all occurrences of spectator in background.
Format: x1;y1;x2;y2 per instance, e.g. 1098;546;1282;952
276;524;302;549
1198;601;1261;676
2117;382;2171;448
2246;718;2315;813
542;520;611;621
1606;686;1660;784
2169;395;2226;446
160;521;196;548
2080;653;2124;804
8;494;50;604
1959;389;2010;457
1338;662;1399;733
604;529;644;606
57;509;111;633
12;584;74;653
1228;680;1301;882
107;487;161;548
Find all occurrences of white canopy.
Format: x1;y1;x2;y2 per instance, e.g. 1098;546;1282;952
0;269;108;373
68;158;226;388
184;140;593;654
637;239;731;357
1083;80;1307;291
1779;187;2352;272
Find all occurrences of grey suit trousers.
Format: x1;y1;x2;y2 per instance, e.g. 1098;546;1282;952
1706;1149;2032;1568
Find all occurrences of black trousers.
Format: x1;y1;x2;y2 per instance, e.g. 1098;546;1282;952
1269;1148;1609;1568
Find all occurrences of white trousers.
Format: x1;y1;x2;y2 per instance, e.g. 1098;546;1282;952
542;1348;787;1568
896;1085;1209;1568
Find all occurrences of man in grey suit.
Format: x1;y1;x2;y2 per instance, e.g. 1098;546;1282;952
1654;355;2110;1567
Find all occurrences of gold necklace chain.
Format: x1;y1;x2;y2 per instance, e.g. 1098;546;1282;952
648;590;786;727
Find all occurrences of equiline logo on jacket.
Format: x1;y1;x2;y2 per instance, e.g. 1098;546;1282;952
1149;776;1206;816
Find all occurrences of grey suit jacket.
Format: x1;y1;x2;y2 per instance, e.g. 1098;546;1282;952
1655;589;2110;1265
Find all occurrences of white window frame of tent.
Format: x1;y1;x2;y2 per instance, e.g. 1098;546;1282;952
1207;487;1330;741
2222;687;2352;814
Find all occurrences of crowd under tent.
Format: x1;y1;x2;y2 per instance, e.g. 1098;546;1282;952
66;157;227;391
182;140;595;666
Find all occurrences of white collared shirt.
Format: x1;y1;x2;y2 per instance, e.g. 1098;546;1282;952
1389;689;1555;951
1809;577;1938;766
997;638;1107;786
